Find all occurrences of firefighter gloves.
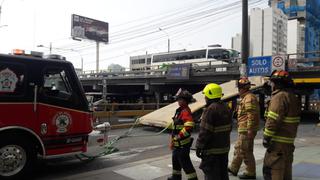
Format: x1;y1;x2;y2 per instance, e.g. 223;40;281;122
196;148;203;158
263;136;272;149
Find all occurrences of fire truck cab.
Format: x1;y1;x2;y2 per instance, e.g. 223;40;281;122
0;52;110;179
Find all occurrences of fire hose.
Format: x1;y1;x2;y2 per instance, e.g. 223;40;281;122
76;118;172;161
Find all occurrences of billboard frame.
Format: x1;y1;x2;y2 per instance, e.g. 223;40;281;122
71;14;109;43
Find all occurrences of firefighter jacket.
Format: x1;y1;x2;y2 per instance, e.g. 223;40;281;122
171;106;195;148
196;101;232;155
237;92;260;133
264;89;301;144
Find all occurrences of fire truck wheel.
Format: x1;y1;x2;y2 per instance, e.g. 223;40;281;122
0;136;37;179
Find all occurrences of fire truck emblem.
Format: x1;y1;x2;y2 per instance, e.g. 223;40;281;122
0;68;18;93
54;112;72;133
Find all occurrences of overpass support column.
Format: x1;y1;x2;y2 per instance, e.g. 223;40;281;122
305;95;310;111
155;92;160;109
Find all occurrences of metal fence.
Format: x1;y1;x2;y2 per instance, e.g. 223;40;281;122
78;52;320;79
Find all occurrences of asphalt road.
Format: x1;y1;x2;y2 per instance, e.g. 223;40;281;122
34;122;320;180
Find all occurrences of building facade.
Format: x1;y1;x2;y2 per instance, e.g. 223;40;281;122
231;33;242;53
265;7;288;55
271;0;320;57
250;8;264;56
287;19;305;56
231;7;288;57
129;54;152;71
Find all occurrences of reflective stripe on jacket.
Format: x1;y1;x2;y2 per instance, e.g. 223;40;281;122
237;92;260;133
172;106;194;147
264;89;301;144
196;101;232;155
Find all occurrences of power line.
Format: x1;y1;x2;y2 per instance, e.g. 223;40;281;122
56;0;268;65
78;0;266;65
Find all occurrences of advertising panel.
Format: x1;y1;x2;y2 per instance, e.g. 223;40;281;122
166;64;191;80
71;14;109;43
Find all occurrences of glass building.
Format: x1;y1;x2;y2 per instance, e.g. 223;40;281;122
271;0;320;57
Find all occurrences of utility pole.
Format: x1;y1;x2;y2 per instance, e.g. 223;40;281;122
167;39;170;53
0;0;4;26
96;41;100;73
241;0;249;77
49;42;52;54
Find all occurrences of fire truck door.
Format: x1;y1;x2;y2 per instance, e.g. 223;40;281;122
38;67;88;137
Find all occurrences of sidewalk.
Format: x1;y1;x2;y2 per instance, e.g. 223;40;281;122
59;137;320;180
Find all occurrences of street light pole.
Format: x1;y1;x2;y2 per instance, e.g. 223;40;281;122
159;28;170;53
71;48;84;71
241;0;249;77
37;43;53;54
37;44;84;71
49;42;52;54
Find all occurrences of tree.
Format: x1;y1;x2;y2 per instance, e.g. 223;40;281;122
107;63;125;72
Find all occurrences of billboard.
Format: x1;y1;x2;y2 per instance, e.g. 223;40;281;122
71;14;109;43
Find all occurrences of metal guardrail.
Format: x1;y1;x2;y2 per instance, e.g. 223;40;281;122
78;52;320;79
288;57;320;72
79;60;241;80
287;51;320;72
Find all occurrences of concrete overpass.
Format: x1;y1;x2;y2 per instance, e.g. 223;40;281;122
79;57;320;105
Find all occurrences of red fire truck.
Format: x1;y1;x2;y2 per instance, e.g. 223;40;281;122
0;51;110;179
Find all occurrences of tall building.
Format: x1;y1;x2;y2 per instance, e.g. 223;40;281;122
287;19;305;56
130;54;152;71
231;33;242;53
270;0;320;57
250;8;264;56
231;7;288;57
263;7;288;56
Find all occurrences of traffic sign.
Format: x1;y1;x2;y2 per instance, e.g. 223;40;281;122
166;63;191;80
272;55;285;71
247;56;272;77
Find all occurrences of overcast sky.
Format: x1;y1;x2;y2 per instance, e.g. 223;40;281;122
0;0;267;70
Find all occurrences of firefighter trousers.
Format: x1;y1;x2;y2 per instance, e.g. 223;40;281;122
263;143;295;180
229;133;256;176
200;154;229;180
171;146;197;180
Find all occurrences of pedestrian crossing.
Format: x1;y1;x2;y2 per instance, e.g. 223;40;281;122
112;139;266;180
114;164;171;180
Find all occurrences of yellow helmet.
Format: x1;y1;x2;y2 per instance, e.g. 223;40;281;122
203;83;223;99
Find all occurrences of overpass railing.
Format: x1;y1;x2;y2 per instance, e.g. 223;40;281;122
78;52;320;79
79;59;241;79
287;51;320;72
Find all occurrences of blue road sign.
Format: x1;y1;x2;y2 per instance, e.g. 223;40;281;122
166;64;191;80
247;56;272;76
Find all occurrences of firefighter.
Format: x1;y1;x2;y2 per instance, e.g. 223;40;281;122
228;77;260;179
168;89;198;180
196;83;232;180
263;70;301;180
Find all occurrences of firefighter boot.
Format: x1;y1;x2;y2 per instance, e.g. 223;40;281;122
228;167;238;176
238;173;256;179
